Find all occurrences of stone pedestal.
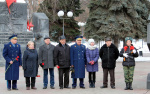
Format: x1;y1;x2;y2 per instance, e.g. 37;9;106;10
0;32;34;67
0;2;32;67
0;2;49;67
32;13;49;49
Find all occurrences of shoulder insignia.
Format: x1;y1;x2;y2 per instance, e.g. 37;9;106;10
17;45;18;47
10;45;11;47
75;46;76;47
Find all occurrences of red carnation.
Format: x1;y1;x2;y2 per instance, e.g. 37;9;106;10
16;58;18;61
37;75;40;77
42;63;44;66
17;56;19;58
124;46;128;51
130;46;134;50
57;66;60;69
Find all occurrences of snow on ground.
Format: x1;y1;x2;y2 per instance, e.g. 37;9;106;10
53;39;150;54
50;39;150;61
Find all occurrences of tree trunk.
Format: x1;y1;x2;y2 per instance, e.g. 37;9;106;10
123;38;126;47
114;38;119;48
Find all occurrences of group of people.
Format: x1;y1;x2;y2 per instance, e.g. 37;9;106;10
3;34;138;91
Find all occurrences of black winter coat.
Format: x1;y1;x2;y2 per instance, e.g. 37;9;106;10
120;46;138;66
54;43;70;68
23;48;38;77
99;43;119;69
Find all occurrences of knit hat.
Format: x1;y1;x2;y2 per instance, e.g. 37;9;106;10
105;37;111;42
125;37;132;43
88;39;95;45
59;35;66;40
44;36;50;40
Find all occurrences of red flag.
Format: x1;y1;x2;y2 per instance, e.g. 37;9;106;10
27;20;29;30
6;0;16;14
28;22;34;31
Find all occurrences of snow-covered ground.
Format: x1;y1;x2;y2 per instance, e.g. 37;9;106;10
52;39;150;53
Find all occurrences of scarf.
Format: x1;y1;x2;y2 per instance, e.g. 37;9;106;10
87;45;97;50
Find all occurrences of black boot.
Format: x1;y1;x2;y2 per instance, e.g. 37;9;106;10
124;83;129;90
89;81;92;88
129;82;133;90
93;81;95;88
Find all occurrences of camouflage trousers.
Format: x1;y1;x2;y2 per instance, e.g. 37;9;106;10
123;66;135;83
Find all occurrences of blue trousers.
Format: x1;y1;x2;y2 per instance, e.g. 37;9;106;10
43;68;54;87
72;78;84;87
7;80;17;89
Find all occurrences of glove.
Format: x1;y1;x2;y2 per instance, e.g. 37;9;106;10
123;53;128;58
89;61;94;65
133;49;136;54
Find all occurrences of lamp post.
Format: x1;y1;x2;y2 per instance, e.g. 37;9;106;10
57;10;73;36
78;22;86;36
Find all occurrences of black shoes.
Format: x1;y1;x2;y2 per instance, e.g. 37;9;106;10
12;88;18;90
100;86;108;88
43;86;47;89
124;82;129;90
60;87;63;89
89;82;92;88
50;86;55;89
129;83;133;90
111;86;115;89
124;82;133;90
7;88;11;91
80;86;85;89
26;87;30;90
89;81;95;88
31;87;37;90
64;86;71;89
72;86;76;89
7;88;18;91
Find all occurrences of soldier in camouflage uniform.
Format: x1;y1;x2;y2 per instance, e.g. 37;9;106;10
120;37;138;90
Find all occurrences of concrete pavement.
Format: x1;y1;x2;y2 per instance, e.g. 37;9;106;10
0;61;150;94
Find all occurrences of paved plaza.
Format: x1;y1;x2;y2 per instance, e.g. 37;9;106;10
0;60;150;94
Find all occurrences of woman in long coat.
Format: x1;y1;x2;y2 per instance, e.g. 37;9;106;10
86;39;99;88
23;41;38;90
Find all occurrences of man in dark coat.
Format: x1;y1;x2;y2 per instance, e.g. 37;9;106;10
54;35;70;89
99;37;119;89
3;34;22;91
70;36;86;89
38;36;55;89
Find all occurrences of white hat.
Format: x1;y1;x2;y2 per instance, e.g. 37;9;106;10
88;39;95;45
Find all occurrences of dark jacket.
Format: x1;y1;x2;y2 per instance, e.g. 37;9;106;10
120;46;138;66
99;43;119;69
23;48;38;77
54;43;70;68
38;43;55;69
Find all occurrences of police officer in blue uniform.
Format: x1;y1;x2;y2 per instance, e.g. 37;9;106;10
3;34;22;91
70;36;86;89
